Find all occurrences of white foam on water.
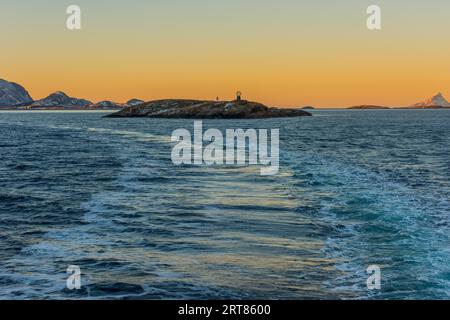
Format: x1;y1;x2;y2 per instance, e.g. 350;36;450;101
287;150;450;299
87;127;172;143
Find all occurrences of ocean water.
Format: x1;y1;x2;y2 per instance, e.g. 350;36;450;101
0;109;449;300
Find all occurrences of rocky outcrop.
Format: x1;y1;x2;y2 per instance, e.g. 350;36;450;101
106;99;312;119
0;79;33;107
410;93;450;108
31;91;92;108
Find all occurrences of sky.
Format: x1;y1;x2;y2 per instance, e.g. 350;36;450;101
1;0;450;107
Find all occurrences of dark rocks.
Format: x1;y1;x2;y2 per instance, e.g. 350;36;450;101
106;99;312;119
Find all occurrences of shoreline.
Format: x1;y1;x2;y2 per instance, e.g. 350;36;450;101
2;106;450;112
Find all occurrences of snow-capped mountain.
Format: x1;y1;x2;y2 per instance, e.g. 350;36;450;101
1;79;146;109
411;93;450;108
87;99;146;109
31;91;92;108
0;79;33;107
88;100;126;109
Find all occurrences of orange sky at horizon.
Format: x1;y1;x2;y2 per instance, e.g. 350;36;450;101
2;0;450;108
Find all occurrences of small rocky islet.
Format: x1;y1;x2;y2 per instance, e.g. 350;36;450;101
105;99;312;119
348;105;390;109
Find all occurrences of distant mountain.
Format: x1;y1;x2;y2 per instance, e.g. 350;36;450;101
127;99;145;106
411;93;450;108
0;79;33;107
88;100;126;109
31;91;92;108
87;99;146;109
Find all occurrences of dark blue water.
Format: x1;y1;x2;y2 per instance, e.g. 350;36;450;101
0;110;449;299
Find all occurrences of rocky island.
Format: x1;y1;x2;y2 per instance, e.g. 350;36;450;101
348;105;390;109
105;99;312;119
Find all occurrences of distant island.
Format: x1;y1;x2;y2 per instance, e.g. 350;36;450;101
348;105;390;109
106;99;312;119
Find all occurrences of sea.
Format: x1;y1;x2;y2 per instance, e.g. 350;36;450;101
0;109;449;299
